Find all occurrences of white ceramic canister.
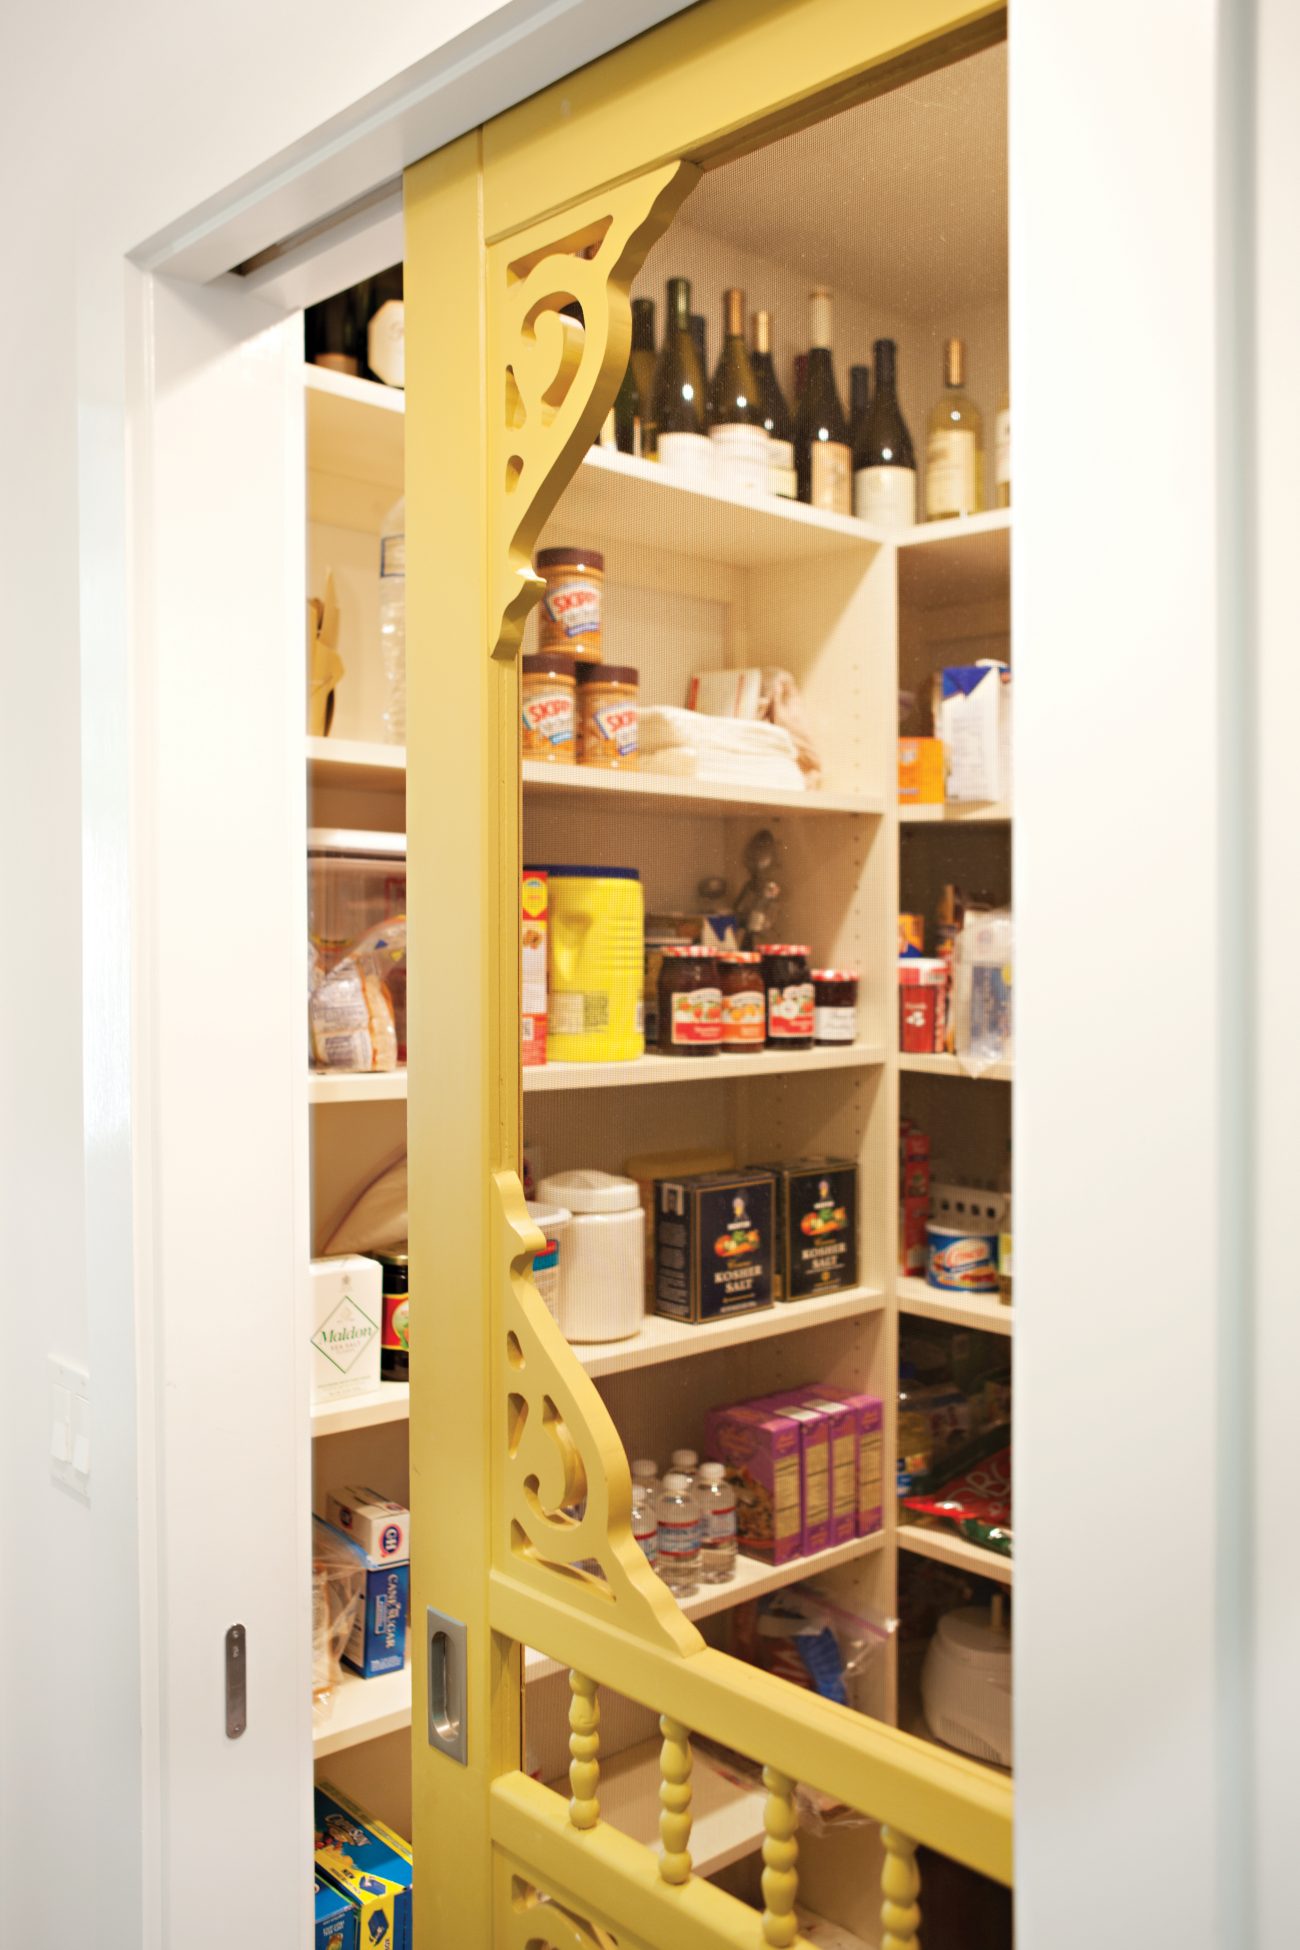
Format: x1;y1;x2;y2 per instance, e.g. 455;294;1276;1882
536;1169;644;1342
525;1200;571;1322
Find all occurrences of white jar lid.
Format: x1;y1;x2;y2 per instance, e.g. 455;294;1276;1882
697;1462;725;1483
537;1169;640;1214
935;1605;1012;1669
662;1472;692;1492
526;1200;571;1228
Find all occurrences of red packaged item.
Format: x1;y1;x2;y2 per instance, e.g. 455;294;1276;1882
521;869;548;1066
899;1195;930;1278
903;1446;1012;1557
899;958;950;1053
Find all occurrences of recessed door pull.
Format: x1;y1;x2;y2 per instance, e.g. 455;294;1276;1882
427;1606;469;1764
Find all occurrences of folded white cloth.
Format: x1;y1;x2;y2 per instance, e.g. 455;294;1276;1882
638;706;807;791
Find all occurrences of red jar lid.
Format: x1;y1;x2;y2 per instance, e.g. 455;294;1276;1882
759;943;811;957
813;968;859;982
718;950;762;963
663;944;718;958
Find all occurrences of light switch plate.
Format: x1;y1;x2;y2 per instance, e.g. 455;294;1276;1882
50;1358;90;1501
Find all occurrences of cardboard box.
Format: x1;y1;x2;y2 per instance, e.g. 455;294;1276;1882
315;1785;413;1950
938;663;1011;802
762;1396;831;1555
310;1257;382;1404
704;1400;804;1564
521;868;548;1066
898;912;926;956
315;1877;357;1950
832;1393;884;1537
763;1159;858;1301
654;1170;775;1322
899;1195;930;1279
625;1145;735;1297
784;1391;857;1547
898;735;945;804
899;959;950;1053
325;1486;410;1563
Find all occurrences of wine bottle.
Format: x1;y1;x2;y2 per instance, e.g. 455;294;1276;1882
925;337;984;520
613;297;657;459
310;289;362;376
364;264;405;389
854;337;917;529
994;389;1010;507
690;314;708;386
794;289;851;513
651;279;711;482
848;363;871;448
750;310;797;499
708;288;768;497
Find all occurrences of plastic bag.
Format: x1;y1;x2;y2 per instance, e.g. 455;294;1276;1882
308;913;406;1073
904;1445;1013;1558
312;1517;367;1722
950;907;1012;1075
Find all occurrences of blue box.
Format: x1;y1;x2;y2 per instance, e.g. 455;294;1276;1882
315;1786;413;1950
319;1517;409;1678
316;1876;357;1950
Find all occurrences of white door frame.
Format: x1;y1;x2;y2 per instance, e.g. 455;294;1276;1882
119;2;1296;1944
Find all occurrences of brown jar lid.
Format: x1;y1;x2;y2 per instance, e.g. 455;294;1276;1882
577;663;638;686
522;651;577;678
536;546;604;573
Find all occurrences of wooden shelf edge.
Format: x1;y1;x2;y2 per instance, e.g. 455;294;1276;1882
311;1382;410;1435
313;1665;412;1755
896;1052;1013;1082
895;1278;1012;1336
897;1524;1013;1584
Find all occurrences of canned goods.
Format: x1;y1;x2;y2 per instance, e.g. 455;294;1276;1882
377;1251;409;1382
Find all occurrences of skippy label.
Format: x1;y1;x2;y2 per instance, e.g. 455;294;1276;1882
768;981;815;1039
521;687;574;749
593;703;638;758
544;580;601;639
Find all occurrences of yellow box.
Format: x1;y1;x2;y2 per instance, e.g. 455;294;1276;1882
898;736;945;804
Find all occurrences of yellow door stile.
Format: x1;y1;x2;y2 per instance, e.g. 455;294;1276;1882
405;4;1014;1943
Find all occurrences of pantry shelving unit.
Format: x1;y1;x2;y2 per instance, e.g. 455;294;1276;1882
304;40;1012;1895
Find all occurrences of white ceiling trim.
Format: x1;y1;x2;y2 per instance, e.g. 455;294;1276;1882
131;0;696;287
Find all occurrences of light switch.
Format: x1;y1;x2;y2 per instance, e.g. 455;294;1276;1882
50;1359;90;1501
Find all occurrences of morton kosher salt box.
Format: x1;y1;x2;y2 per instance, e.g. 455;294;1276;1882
315;1785;413;1950
759;1159;858;1300
310;1256;382;1403
654;1169;775;1322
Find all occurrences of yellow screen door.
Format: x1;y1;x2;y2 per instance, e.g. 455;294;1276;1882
405;2;1014;1942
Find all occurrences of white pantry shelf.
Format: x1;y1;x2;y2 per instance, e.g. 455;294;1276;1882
896;1277;1013;1336
522;759;881;820
311;1382;410;1436
313;1663;413;1757
896;1052;1013;1083
897;1524;1013;1585
526;1042;884;1094
308;1068;408;1104
577;1284;884;1381
525;1528;887;1680
899;798;1010;825
307;735;406;794
304;364;405;497
545;1736;768;1876
896;508;1012;549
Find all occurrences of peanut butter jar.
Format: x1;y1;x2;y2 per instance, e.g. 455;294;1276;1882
577;663;638;769
536;547;604;660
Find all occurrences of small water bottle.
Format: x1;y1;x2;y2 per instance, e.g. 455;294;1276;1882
655;1472;701;1596
631;1458;661;1497
378;496;406;745
695;1463;737;1583
631;1476;658;1569
670;1448;699;1485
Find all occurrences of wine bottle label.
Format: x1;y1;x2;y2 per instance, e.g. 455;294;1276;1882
657;431;714;486
925;427;978;517
854;464;916;529
810;441;851;514
366;300;405;388
994;408;1011;487
709;423;770;498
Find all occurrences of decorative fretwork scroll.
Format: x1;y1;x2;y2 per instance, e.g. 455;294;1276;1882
486;160;699;657
503;1874;622;1950
495;1173;702;1656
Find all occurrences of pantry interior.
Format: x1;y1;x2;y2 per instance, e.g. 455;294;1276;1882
307;35;1011;1944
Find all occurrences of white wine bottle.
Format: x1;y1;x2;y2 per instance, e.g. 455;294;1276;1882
750;310;796;498
794;288;851;513
651;277;711;484
994;388;1010;508
925;337;984;520
708;287;768;497
853;338;916;528
614;296;657;458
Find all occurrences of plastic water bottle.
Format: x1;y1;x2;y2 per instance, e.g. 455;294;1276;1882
655;1472;701;1596
631;1458;660;1497
378;496;406;744
695;1462;737;1583
631;1476;658;1569
670;1448;699;1485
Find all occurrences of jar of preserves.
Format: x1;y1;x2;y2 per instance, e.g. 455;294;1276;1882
812;968;859;1045
657;946;722;1055
521;651;576;763
577;663;638;768
377;1250;410;1381
536;546;604;659
718;951;765;1049
760;944;814;1049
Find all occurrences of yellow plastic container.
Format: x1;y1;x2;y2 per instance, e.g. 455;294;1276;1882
546;867;645;1062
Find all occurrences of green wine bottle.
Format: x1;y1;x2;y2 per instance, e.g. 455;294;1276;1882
651;278;710;480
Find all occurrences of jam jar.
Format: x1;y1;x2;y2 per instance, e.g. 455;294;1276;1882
718;951;765;1049
377;1250;410;1381
657;946;722;1054
813;968;859;1045
760;943;814;1048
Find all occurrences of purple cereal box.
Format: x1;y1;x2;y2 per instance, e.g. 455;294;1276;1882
792;1393;858;1546
755;1392;832;1555
833;1392;884;1537
704;1401;803;1564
